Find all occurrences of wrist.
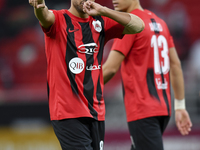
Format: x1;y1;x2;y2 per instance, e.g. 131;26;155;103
174;98;186;110
100;6;108;16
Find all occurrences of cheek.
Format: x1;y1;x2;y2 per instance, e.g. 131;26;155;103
114;4;127;11
121;3;130;11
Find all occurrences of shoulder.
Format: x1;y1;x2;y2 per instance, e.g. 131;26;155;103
50;9;67;16
130;9;144;16
149;10;166;24
147;10;168;28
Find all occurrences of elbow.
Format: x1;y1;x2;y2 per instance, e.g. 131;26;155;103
133;17;145;33
123;14;145;34
134;15;145;33
171;59;182;69
170;60;182;76
138;18;145;33
110;68;118;76
106;67;118;76
103;66;118;83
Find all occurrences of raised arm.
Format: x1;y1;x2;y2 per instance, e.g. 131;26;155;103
83;1;144;34
170;47;192;135
29;0;55;29
103;50;125;84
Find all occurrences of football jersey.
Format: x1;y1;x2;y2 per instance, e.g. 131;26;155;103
111;9;174;122
41;9;125;121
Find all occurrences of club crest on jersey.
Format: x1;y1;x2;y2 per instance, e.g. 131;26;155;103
92;20;102;32
69;57;84;74
149;22;163;32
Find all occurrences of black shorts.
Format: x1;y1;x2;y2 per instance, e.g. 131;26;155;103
128;116;170;150
51;117;105;150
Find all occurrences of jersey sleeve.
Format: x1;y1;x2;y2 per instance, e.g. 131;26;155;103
168;35;175;48
163;21;175;48
111;34;136;56
103;17;125;43
40;10;62;37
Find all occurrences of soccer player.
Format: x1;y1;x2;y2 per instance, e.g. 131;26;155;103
29;0;144;149
103;0;192;150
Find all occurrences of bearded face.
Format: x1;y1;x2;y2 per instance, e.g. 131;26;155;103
72;0;87;13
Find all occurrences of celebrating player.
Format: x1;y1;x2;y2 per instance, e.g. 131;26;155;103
29;0;144;149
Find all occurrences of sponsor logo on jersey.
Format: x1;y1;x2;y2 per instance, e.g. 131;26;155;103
149;22;163;32
69;57;84;74
92;20;102;32
155;78;168;89
78;43;98;55
68;28;79;33
86;64;101;71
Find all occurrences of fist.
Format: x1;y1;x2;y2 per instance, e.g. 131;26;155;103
29;0;45;9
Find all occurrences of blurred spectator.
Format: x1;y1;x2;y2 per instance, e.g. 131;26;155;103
5;6;36;38
188;39;200;76
0;58;14;89
185;39;200;115
0;0;5;10
167;2;191;60
185;39;200;88
151;0;169;6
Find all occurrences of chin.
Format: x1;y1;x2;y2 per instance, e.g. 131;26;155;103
114;7;120;11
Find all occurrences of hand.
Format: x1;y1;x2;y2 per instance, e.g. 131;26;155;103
83;1;105;16
175;109;192;135
29;0;45;9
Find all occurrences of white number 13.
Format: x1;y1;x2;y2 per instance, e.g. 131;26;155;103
151;35;169;74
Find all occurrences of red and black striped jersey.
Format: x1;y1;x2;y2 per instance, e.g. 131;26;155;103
111;9;174;122
41;9;124;121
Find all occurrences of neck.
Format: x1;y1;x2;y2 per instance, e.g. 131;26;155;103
127;0;143;13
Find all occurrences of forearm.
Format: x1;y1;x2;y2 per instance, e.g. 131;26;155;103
34;6;54;28
83;1;144;33
101;7;130;26
103;50;124;84
103;66;117;84
101;7;144;34
170;64;185;100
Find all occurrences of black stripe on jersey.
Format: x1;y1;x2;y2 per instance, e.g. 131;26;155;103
79;21;98;119
151;18;170;115
160;70;170;115
93;16;105;105
64;14;79;95
96;77;102;101
150;18;160;34
146;69;160;101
